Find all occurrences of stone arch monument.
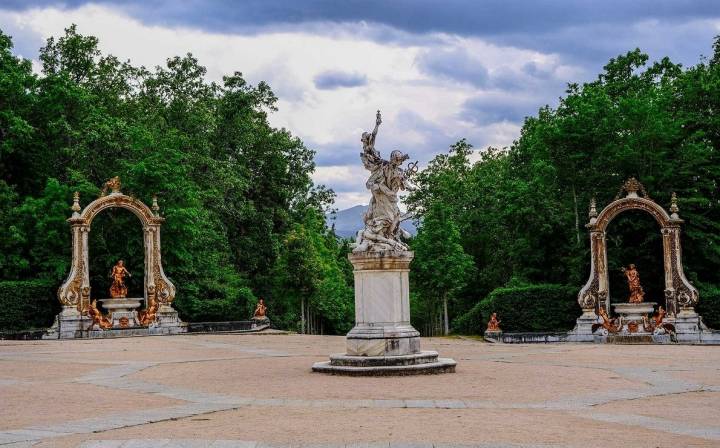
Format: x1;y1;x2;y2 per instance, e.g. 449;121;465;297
571;178;717;343
46;177;185;338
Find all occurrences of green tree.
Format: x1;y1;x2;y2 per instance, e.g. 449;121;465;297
0;25;353;331
412;201;474;335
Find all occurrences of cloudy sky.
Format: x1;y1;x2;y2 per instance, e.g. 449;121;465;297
1;1;719;208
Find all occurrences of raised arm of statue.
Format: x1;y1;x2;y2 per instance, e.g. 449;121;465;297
370;110;381;148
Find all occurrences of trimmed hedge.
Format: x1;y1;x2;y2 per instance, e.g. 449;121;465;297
452;284;580;335
698;287;720;330
0;280;58;332
174;286;257;322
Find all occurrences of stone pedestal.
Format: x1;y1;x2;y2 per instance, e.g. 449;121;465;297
675;308;701;343
313;250;456;375
568;310;599;342
43;306;90;339
484;330;503;342
43;302;186;339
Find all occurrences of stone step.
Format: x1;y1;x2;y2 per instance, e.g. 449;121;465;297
312;357;457;376
328;351;440;367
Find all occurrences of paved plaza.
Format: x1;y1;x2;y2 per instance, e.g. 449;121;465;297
1;334;719;447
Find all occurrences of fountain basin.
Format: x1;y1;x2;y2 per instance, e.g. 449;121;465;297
612;302;656;322
97;297;142;312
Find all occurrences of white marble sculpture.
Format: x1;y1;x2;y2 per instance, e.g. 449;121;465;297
353;111;417;253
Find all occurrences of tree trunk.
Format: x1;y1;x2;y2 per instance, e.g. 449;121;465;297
301;296;306;334
443;293;449;336
572;183;581;245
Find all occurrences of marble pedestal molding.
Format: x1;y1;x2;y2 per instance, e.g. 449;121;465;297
313;250;456;375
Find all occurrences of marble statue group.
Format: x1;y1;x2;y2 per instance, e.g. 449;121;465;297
353;111;416;253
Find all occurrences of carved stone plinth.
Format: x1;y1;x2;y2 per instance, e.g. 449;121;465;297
568;310;598;342
43;306;90;339
313;250;456;375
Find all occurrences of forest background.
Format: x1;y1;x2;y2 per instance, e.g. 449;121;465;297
1;26;718;335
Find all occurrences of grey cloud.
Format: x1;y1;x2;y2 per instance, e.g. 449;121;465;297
416;47;489;87
8;1;715;44
460;94;546;126
313;70;367;90
313;141;359;166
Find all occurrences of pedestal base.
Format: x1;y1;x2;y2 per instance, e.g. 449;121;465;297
484;330;503;342
567;311;598;342
43;305;186;339
346;323;420;356
312;351;456;376
313;250;456;375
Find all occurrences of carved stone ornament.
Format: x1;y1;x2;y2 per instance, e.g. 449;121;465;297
57;178;176;322
577;178;698;319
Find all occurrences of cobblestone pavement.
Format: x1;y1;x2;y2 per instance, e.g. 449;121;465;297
1;334;719;447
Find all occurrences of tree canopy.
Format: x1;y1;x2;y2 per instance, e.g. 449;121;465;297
408;38;720;331
1;25;719;334
0;25;352;331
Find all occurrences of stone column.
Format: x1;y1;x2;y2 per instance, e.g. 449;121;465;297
313;250;456;375
345;250;419;356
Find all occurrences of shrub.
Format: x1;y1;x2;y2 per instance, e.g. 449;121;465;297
0;280;58;331
452;284;580;334
174;286;257;322
698;287;720;330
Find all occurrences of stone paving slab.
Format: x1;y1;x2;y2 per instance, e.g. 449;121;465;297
1;335;719;447
76;441;582;448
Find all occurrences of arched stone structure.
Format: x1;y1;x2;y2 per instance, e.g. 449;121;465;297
47;177;184;338
570;178;715;343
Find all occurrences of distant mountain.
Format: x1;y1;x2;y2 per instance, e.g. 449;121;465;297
327;205;417;239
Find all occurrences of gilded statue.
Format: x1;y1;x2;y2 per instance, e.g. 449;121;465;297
643;306;675;334
486;313;501;332
594;307;621;334
621;264;645;303
353;110;417;253
253;298;267;320
138;296;158;326
101;176;122;196
109;260;131;298
86;300;112;330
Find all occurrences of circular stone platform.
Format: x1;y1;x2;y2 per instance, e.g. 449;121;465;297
311;351;456;376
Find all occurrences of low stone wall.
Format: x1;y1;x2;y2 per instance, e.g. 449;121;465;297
0;329;48;340
187;320;270;333
501;332;570;343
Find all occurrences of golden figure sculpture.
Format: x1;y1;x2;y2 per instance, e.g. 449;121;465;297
138;296;159;326
101;176;122;196
595;307;621;334
621;264;645;303
86;300;112;330
653;306;666;327
643;306;675;334
109;260;131;298
486;313;501;332
253;298;267;320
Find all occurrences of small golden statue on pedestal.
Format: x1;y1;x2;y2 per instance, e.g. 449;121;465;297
253;298;267;320
621;264;645;303
109;260;131;298
138;296;159;326
486;313;501;332
86;300;112;330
